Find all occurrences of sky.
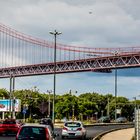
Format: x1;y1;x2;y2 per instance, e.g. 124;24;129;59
0;0;140;99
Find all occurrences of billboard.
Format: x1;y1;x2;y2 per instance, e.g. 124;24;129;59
0;99;21;112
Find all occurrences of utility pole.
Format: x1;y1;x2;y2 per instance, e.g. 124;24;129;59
133;97;137;110
115;67;117;120
107;98;110;117
12;76;15;119
47;90;52;117
114;51;118;121
2;97;5;120
72;105;75;121
9;75;12;118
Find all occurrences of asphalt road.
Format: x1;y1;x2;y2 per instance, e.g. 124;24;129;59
0;124;134;140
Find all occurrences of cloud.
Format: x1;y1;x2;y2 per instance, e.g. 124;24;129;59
0;0;140;47
0;0;140;98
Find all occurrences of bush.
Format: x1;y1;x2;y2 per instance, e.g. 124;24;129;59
27;117;35;123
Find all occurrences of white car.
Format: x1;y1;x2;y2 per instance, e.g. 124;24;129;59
61;121;86;139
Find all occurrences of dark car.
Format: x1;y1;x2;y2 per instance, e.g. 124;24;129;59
16;124;57;140
98;116;110;123
115;117;127;123
39;118;54;131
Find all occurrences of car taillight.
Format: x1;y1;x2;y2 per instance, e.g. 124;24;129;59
63;127;68;131
45;128;49;140
16;127;22;140
77;128;82;131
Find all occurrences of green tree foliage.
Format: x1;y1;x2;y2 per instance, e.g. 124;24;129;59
0;88;9;99
0;88;136;121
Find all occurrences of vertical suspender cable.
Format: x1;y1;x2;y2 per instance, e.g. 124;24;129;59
59;45;61;62
0;27;1;68
21;35;23;66
3;27;5;68
23;37;25;66
18;35;21;66
69;47;70;61
11;30;14;67
79;48;80;60
5;28;7;68
8;30;12;67
13;31;15;66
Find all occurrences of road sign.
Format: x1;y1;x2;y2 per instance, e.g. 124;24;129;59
116;109;121;114
39;102;48;114
22;109;27;114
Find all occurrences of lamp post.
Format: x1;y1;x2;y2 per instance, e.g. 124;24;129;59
47;90;52;117
101;110;103;117
69;90;78;121
115;66;117;120
133;97;137;110
107;98;110;117
9;75;12;118
49;30;62;123
12;76;15;119
114;52;118;121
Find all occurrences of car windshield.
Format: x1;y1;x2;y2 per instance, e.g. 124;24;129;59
18;127;46;140
65;122;81;127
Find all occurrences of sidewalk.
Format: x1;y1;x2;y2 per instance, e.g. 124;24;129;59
100;128;134;140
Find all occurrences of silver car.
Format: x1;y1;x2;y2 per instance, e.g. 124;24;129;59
61;121;86;139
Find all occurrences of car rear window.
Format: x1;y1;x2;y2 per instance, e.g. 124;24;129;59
18;126;46;140
3;121;16;124
65;122;81;127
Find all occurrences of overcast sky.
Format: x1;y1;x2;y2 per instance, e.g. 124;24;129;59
0;0;140;99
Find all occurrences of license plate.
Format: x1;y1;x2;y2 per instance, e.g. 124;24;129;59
69;133;75;135
68;131;75;133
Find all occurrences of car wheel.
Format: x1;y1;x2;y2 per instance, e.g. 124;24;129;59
61;136;65;139
5;132;8;136
81;135;86;140
84;134;86;139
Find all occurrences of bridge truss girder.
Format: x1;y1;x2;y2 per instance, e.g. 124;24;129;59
0;53;139;78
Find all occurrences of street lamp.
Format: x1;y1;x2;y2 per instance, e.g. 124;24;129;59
69;90;78;121
107;98;110;117
101;110;103;117
133;97;137;110
49;30;62;123
114;51;118;121
47;90;52;117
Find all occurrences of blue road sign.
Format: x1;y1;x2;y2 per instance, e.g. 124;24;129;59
22;109;26;114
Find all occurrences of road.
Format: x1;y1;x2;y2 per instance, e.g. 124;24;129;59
0;124;134;140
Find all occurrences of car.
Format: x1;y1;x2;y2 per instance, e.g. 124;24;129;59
16;124;57;140
61;121;86;139
0;119;21;135
115;117;127;123
97;116;110;123
39;118;54;131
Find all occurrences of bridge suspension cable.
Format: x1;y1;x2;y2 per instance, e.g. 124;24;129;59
0;23;140;74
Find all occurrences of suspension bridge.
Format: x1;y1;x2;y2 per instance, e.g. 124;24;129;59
0;23;140;78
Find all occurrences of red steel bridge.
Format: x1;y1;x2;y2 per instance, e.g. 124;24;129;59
0;23;140;78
